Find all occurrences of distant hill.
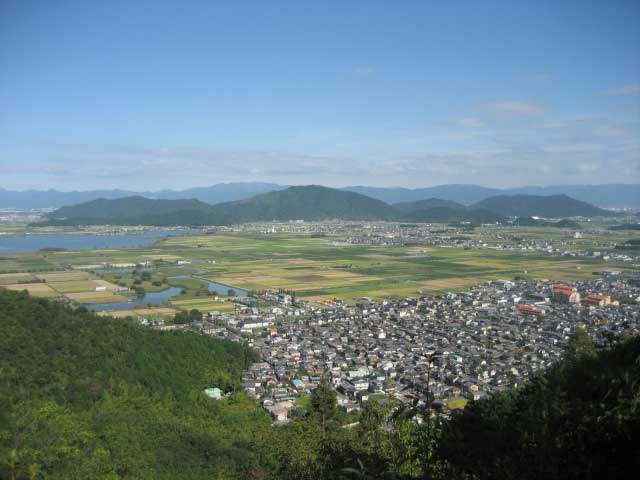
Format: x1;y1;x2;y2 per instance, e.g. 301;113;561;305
401;206;504;224
393;195;599;223
506;184;640;209
0;188;138;209
345;184;640;208
344;184;501;205
44;196;223;226
39;188;614;226
0;182;287;209
393;197;466;212
4;183;639;208
41;186;398;226
210;185;398;222
471;194;612;218
145;182;287;204
52;196;212;219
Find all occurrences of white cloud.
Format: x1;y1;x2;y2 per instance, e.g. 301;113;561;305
5;119;640;190
488;101;547;115
606;84;640;95
352;66;374;77
455;118;485;128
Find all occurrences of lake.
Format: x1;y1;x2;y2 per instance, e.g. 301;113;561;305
0;229;194;253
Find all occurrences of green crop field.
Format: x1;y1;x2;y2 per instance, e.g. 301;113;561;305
48;280;100;293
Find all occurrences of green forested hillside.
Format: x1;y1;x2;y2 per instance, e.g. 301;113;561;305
44;196;226;226
393;198;466;211
471;194;612;217
205;185;399;222
438;331;640;480
41;186;398;226
40;188;613;226
401;206;504;224
0;289;271;479
52;196;213;219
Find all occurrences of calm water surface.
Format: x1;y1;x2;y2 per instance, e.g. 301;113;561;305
169;275;248;297
0;229;193;253
85;286;184;311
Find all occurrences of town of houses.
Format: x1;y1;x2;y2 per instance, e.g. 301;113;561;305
150;272;640;424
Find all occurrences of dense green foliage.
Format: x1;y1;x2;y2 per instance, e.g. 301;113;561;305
438;331;640;480
0;289;271;479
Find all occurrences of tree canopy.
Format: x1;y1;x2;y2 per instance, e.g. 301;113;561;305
0;289;270;479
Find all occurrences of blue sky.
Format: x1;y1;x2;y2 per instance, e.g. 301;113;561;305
1;0;639;190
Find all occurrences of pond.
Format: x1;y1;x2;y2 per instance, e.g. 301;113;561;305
169;275;248;297
204;280;248;297
85;286;183;311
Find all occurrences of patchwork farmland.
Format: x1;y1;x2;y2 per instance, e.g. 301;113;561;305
2;230;631;307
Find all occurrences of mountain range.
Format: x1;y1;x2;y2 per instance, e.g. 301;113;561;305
345;184;640;207
472;194;608;218
0;182;286;209
40;185;614;227
2;183;639;209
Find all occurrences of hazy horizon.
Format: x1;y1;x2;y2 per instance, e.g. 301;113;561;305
2;180;640;194
1;1;639;190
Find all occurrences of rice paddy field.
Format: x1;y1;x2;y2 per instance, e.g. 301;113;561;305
1;227;637;306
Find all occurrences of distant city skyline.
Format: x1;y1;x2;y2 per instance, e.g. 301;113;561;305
1;0;639;190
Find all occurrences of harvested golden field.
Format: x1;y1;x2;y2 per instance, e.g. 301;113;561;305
49;280;100;294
